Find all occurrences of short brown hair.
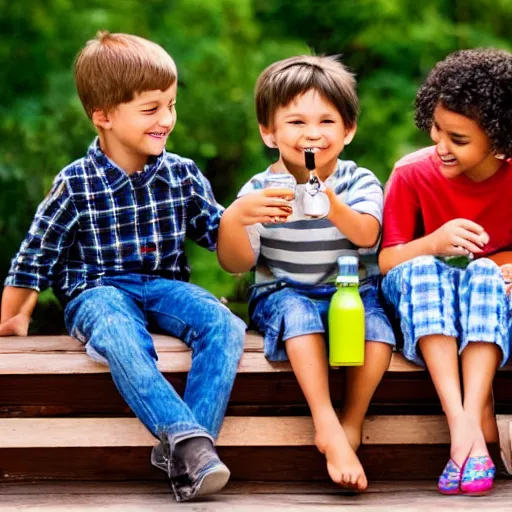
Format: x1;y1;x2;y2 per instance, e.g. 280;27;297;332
255;55;359;128
75;31;177;118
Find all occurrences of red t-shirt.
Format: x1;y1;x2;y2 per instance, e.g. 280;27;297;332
382;146;512;257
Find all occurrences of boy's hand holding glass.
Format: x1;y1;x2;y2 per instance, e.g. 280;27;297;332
232;188;294;226
430;218;489;256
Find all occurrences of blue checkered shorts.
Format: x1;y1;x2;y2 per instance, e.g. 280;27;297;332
382;256;511;367
249;276;396;362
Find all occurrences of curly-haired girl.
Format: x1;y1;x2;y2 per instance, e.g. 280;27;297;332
379;48;512;496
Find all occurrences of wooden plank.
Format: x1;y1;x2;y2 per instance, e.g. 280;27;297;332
0;334;511;375
0;480;433;495
0;351;294;375
0;348;420;376
0;480;512;510
1;415;509;448
0;332;264;354
2;373;512;416
0;446;476;482
0;373;431;411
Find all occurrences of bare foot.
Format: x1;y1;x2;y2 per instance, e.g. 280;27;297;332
316;424;368;491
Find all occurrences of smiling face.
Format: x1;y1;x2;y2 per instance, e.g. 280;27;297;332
93;82;177;174
430;103;502;182
259;89;356;181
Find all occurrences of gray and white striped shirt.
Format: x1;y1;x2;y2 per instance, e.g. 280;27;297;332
238;160;383;285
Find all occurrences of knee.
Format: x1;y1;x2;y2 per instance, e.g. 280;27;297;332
87;307;144;357
226;310;246;357
463;258;504;294
203;303;246;355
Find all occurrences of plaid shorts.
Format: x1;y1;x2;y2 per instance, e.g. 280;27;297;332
382;256;511;367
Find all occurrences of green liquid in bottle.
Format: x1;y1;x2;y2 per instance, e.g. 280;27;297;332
328;256;365;367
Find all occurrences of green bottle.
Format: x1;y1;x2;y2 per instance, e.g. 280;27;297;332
328;255;365;367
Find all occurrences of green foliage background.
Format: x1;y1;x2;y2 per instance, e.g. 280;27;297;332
1;0;511;332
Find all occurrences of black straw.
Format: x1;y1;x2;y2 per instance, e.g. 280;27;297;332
305;149;315;170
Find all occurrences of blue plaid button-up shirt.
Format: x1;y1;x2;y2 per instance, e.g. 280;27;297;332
5;138;224;304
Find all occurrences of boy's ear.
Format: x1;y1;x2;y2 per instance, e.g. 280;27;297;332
259;124;277;149
343;124;357;145
92;109;112;131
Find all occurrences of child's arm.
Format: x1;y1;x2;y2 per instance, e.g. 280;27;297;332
0;287;39;336
324;187;380;248
1;175;79;335
218;189;294;273
379;219;489;274
378;164;487;275
379;218;487;275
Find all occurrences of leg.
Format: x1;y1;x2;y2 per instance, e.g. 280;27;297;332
341;341;392;451
146;279;246;439
287;333;367;490
341;281;395;450
64;286;200;438
461;343;501;457
456;259;507;493
252;288;366;490
459;258;509;448
146;278;244;502
482;392;498;444
383;256;472;494
101;277;242;502
419;334;471;466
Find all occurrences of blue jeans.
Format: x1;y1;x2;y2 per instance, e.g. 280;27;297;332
64;274;246;441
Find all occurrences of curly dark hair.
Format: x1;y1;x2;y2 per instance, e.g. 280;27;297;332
415;48;512;157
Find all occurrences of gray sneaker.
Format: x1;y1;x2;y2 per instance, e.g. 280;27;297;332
151;434;230;502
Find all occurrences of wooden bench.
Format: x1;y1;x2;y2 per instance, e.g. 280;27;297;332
0;334;511;482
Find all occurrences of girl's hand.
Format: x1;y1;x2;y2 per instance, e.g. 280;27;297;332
229;189;294;226
500;264;512;294
430;219;489;256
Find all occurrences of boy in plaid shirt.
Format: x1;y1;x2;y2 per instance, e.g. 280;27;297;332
0;31;280;502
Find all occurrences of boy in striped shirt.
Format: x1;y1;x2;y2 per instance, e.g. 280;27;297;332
217;56;395;491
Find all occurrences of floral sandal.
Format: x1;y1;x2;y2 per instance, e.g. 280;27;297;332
438;458;462;495
460;455;496;495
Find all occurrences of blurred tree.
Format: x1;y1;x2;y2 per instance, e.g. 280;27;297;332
0;0;307;328
254;0;512;181
1;0;511;331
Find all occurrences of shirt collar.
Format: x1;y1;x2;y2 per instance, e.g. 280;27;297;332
86;137;167;189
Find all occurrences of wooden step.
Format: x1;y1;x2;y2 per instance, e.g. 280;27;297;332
0;334;510;483
0;333;423;374
2;334;512;375
0;415;510;448
1;481;512;510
